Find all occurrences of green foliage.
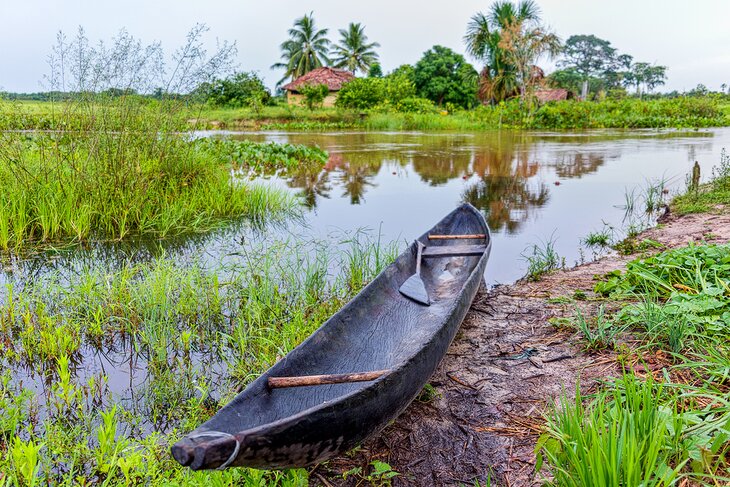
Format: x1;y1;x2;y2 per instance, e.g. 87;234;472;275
521;236;564;281
196;138;328;175
674;148;730;214
336;74;417;110
368;63;383;78
0;234;400;485
336;78;388;109
204;71;272;109
544;238;730;484
412;45;478;108
536;374;685;487
299;83;330;110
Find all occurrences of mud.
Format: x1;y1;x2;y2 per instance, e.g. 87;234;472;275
318;206;730;486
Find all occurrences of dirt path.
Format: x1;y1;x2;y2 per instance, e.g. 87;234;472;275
318;207;730;486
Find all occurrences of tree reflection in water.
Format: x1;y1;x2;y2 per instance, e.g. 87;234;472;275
274;131;621;221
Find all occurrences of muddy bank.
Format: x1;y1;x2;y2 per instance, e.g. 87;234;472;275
318;207;730;486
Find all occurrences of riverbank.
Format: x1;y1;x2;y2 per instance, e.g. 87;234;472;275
197;98;730;131
320;204;730;485
5;97;729;132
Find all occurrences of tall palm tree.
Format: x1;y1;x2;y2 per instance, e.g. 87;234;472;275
272;13;331;86
330;23;380;75
464;0;548;103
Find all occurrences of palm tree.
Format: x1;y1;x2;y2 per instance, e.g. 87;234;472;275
272;13;331;86
464;0;551;103
330;23;380;75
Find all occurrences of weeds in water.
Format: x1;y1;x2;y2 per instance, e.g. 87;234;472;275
522;235;564;281
0;232;399;485
0;28;314;254
582;228;612;248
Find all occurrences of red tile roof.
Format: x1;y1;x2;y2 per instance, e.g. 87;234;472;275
534;89;570;102
282;67;356;93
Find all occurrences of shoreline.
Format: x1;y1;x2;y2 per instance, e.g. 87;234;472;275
320;204;730;486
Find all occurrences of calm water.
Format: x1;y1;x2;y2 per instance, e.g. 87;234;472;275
223;128;729;284
4;128;729;424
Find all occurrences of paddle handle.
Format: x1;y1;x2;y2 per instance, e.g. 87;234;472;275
268;370;389;389
415;241;424;276
428;234;486;240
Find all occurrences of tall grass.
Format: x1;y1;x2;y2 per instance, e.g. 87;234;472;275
0;232;400;485
0;28;310;253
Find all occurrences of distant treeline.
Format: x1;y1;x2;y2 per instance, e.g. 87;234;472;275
0;88;192;102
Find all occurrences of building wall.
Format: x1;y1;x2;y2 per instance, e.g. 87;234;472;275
287;92;338;108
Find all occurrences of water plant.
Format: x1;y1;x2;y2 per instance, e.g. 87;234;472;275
0;231;399;485
522;235;564;281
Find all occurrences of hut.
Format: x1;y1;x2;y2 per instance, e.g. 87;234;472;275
533;88;571;103
282;67;355;107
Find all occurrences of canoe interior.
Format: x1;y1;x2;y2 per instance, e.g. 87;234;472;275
200;204;489;434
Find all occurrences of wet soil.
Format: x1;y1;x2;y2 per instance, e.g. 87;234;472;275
317;206;730;486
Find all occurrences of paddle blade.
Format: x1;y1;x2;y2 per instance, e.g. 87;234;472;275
399;275;430;305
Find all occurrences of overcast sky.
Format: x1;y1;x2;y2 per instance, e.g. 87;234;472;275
1;0;729;93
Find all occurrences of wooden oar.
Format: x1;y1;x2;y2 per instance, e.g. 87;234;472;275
268;370;389;389
428;233;486;240
399;241;430;306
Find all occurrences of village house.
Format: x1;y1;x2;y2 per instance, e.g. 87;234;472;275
282;67;355;107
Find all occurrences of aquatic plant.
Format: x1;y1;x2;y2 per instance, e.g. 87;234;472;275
0;232;399;484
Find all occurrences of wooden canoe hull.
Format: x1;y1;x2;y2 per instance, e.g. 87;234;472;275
172;203;491;469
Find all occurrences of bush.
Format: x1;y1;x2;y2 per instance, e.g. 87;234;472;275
393;97;437;114
336;78;385;109
299;84;329;110
336;74;418;111
204;72;271;108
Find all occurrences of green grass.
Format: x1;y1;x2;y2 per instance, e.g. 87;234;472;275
0;233;400;485
521;235;564;281
6;96;728;132
539;242;730;485
674;148;730;215
0;98;334;253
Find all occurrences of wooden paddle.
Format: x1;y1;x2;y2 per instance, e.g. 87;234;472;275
399;241;430;306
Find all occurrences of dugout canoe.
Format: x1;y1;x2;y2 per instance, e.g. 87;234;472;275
171;203;492;470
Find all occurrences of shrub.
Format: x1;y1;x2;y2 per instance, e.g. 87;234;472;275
336;78;385;109
204;71;272;109
299;83;330;110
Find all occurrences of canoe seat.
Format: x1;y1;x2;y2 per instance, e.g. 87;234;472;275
422;244;487;257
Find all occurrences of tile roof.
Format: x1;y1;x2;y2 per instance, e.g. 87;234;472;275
534;89;570;102
282;67;356;92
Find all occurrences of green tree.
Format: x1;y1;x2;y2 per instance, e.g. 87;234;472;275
204;71;271;108
368;63;383;78
331;23;380;75
558;35;616;99
412;45;478;108
464;0;543;103
299;83;329;110
272;13;330;86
